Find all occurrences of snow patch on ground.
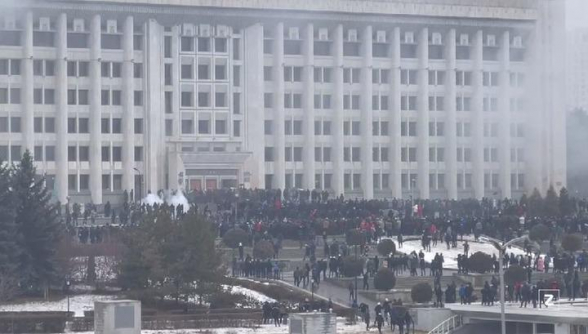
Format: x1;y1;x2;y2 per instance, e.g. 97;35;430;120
386;235;529;270
72;318;369;333
0;294;114;317
223;285;276;304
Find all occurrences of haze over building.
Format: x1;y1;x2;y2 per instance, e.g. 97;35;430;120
0;0;566;204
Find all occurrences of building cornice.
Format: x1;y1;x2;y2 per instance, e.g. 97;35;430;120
9;0;538;21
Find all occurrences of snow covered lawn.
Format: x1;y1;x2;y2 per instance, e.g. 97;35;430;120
385;235;529;270
72;318;371;334
224;285;276;304
0;294;114;317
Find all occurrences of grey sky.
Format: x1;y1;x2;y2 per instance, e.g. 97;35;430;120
567;0;588;29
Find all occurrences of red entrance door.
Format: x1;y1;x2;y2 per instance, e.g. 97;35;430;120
206;179;217;190
190;179;202;191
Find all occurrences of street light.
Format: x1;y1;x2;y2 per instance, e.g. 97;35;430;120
482;235;530;334
64;280;71;315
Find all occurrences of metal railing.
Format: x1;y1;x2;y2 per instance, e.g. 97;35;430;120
428;315;463;334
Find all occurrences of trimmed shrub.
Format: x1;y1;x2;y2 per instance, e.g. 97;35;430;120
340;256;365;278
504;265;527;286
562;233;584;253
468;251;494;273
411;282;433;303
373;268;396;291
529;224;551;242
209;291;246;309
222;228;249;249
346;229;366;246
377;239;396;257
253;240;275;259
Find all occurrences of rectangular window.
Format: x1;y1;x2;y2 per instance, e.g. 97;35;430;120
198;64;209;80
101;146;110;162
134;91;143;106
198;92;210;107
101;118;110;134
198;119;210;134
215;119;227;134
79;146;89;161
264;120;273;135
112;118;122;134
79;118;89;133
215;92;226;108
68;146;77;161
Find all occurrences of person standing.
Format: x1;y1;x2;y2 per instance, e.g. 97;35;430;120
375;312;384;334
363;272;370;290
463;241;470;257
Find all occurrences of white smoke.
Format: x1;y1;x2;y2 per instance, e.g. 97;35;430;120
141;193;164;206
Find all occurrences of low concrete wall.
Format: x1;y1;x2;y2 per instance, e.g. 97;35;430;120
411;308;454;332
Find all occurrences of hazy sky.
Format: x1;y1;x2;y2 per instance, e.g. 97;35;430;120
567;0;588;30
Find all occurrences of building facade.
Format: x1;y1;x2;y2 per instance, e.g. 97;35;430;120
567;28;588;112
0;0;566;204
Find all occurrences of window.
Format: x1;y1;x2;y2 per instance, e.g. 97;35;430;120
134;91;143;106
401;96;417;111
198;64;210;80
215;92;226;107
10;117;20;133
101;90;110;105
165;119;173;136
79;118;89;133
233;120;240;137
429;96;444;111
181;119;193;134
352;147;361;162
79;146;89;161
456;71;472;86
198;92;210;107
400;69;417;85
45;118;56;133
181;64;193;79
78;90;89;105
112;147;122;162
34;117;43;133
112;118;122;134
215;38;227;53
428;70;445;86
215;119;227;134
456;96;472;112
265;147;274;161
101;118;110;134
198;37;211;52
215;64;226;80
68;175;77;191
134;63;143;78
133;118;143;134
68;146;77;161
45;146;55;161
264;93;273;108
401;121;417;136
264;120;273;135
181;91;193;107
293;147;303;161
198;119;210;134
181;37;194;52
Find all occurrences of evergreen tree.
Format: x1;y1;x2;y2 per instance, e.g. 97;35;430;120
12;151;62;294
544;185;560;217
527;188;543;217
559;187;575;217
0;161;19;286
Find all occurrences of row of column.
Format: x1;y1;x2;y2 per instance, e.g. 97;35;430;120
259;23;517;199
19;12;140;204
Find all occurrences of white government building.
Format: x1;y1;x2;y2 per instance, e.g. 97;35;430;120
0;0;566;204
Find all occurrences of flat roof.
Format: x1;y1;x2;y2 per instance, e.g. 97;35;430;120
19;0;538;21
447;303;588;325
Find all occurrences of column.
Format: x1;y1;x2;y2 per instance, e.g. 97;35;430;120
22;12;34;154
361;26;374;199
417;28;430;199
145;19;163;193
303;23;315;190
499;30;512;198
89;15;103;204
55;13;68;203
524;31;543;194
389;27;402;198
445;29;458;200
332;25;345;196
244;24;265;189
122;16;135;193
472;30;485;199
272;23;286;190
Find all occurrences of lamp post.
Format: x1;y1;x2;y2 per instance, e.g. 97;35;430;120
482;235;530;334
65;280;71;315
